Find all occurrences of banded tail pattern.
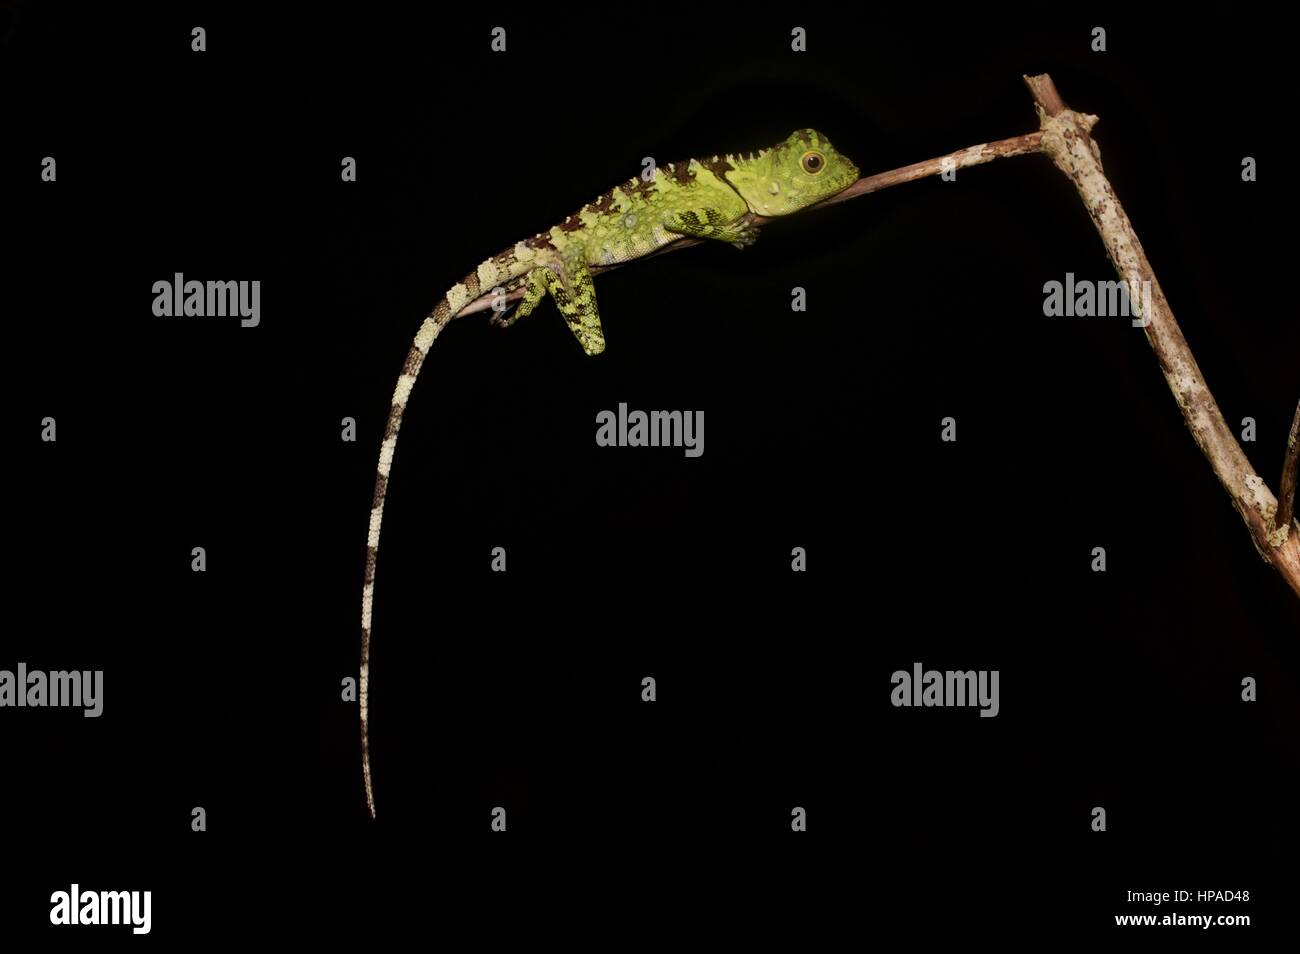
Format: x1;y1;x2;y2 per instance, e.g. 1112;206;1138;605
361;245;541;819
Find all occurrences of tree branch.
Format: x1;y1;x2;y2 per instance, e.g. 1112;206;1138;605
1279;399;1299;538
1019;74;1299;596
453;73;1300;598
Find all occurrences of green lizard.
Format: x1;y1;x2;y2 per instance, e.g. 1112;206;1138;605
360;128;859;818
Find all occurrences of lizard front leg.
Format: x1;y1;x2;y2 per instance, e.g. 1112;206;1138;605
663;209;761;249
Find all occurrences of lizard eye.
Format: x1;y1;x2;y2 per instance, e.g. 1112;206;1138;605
801;151;825;174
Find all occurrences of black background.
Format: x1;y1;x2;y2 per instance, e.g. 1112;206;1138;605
4;2;1297;940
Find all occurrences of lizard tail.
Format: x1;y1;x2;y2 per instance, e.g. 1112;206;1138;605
361;249;537;819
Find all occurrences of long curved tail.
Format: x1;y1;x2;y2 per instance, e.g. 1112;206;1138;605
361;248;537;819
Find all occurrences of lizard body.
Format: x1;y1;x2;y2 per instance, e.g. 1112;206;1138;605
361;129;858;818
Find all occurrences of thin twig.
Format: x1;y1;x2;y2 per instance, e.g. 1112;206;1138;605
822;133;1044;207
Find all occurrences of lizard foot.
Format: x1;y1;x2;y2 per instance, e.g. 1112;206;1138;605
489;305;520;329
729;222;761;249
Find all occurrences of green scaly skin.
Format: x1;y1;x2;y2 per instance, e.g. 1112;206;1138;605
360;129;859;818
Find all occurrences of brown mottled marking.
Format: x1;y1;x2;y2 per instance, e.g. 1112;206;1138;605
699;155;735;178
619;177;657;201
524;232;557;251
584;190;619;216
400;345;424;377
664;161;696;186
557;213;584;233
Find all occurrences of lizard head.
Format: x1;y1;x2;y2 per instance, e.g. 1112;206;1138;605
724;129;859;217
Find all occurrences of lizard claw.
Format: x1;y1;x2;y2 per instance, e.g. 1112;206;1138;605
489;305;520;329
730;222;761;249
